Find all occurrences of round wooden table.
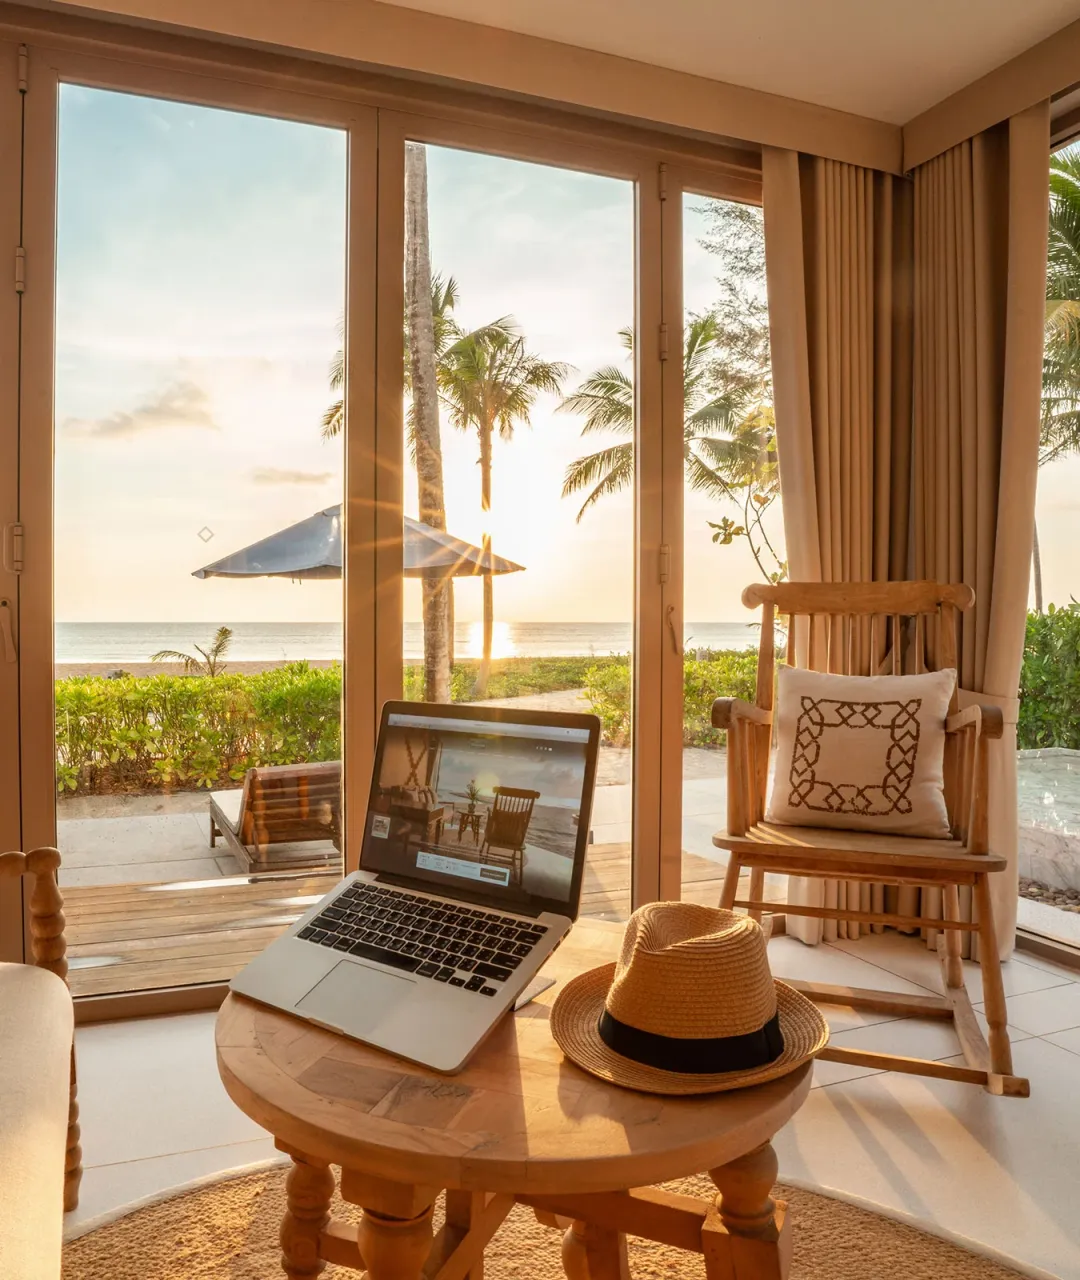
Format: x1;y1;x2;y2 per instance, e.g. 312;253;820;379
216;918;812;1280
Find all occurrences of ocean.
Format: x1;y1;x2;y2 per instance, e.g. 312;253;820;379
55;620;759;664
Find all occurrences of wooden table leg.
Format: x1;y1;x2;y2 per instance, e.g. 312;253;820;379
561;1219;630;1280
704;1141;791;1280
356;1202;435;1280
281;1152;335;1279
444;1190;486;1280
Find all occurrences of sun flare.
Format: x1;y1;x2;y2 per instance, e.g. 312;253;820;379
466;619;516;660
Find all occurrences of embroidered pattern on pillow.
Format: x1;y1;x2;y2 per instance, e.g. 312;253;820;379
787;696;922;817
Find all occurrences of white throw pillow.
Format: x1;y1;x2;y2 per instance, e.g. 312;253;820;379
765;667;956;838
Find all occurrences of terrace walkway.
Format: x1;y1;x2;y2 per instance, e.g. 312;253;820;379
57;733;747;997
63;842;783;998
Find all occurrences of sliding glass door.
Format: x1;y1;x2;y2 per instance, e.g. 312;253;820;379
374;116;669;923
17;48;376;1001
7;41;765;1005
648;166;783;912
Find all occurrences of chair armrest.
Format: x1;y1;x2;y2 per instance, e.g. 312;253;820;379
711;698;772;730
0;847;69;980
945;703;1004;740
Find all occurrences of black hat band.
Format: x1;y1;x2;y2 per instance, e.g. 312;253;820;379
597;1007;784;1075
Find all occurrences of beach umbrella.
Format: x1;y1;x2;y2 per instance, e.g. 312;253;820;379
192;504;525;582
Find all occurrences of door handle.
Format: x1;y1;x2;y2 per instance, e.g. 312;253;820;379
2;523;24;574
0;598;15;663
666;605;681;657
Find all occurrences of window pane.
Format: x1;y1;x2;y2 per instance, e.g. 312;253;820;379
53;86;347;995
679;192;786;909
399;142;635;920
1023;139;1080;945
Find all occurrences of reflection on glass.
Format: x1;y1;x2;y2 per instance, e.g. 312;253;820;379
53;86;347;995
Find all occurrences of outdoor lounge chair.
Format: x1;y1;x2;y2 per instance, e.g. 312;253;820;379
210;761;342;873
479;786;540;886
713;580;1029;1097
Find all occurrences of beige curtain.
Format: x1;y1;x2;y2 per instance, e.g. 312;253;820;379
762;103;1050;958
904;104;1050;958
761;149;913;945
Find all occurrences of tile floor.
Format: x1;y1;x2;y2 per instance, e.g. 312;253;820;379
67;931;1080;1278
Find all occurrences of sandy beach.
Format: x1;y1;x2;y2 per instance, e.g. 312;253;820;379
54;659;341;680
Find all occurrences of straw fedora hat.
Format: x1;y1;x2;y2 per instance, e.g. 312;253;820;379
550;902;829;1095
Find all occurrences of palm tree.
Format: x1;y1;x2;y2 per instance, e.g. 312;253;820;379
1034;145;1080;611
319;146;460;699
321;274;518;688
438;324;571;695
321;274;464;444
152;626;232;676
560;314;781;579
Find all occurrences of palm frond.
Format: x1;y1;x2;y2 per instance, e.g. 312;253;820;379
558;368;634;433
439;324;571;441
561;441;634;498
149;648;201;674
321;399;343;440
562;443;635;520
1043;153;1080;467
684;387;751;437
684;451;741;501
209;627;233;661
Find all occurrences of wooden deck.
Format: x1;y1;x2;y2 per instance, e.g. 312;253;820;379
63;844;736;998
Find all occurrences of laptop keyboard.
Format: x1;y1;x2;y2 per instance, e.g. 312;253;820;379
296;882;549;996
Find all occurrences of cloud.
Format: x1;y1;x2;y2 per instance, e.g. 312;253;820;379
63;381;216;437
251;467;334;486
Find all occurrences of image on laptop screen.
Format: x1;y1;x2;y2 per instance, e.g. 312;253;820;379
360;708;593;911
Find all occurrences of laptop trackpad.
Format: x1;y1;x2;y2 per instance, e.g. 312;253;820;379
297;961;415;1035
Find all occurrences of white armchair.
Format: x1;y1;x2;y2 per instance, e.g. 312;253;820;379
0;848;82;1280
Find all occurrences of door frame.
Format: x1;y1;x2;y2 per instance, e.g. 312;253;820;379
373;109;671;911
0;38;25;963
14;44;377;1008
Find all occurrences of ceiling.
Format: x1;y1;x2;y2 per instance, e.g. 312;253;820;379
373;0;1080;124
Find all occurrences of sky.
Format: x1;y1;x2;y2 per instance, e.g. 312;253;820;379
54;84;1076;631
53;85;773;633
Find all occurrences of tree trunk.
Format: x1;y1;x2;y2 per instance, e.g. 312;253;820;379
477;564;494;698
1032;519;1044;614
405;142;451;702
475;423;494;698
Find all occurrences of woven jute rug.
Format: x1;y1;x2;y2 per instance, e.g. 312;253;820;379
63;1165;1030;1279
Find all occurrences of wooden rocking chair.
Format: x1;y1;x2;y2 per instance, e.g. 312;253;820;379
479;786;540;887
712;581;1029;1098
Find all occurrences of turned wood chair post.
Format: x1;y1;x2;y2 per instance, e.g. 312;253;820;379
1;846;83;1209
744;601;776;918
710;581;1027;1098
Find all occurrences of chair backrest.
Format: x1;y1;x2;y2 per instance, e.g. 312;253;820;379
743;581;974;718
239;760;342;849
484;787;540;850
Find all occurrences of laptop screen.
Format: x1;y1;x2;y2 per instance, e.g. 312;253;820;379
360;702;599;918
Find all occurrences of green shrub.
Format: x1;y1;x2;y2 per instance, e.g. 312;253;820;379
55;662;341;795
403;655;623;702
582;648;761;747
55;656;621;796
682;649;760;746
1019;603;1080;749
582;658;632;744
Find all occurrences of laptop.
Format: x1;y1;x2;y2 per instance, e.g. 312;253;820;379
231;699;601;1072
